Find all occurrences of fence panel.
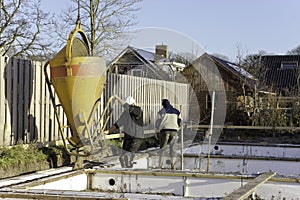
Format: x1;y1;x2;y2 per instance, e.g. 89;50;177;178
104;73;189;133
0;56;68;146
0;56;189;147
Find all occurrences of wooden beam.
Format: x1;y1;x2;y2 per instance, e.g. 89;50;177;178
224;172;276;200
104;133;124;139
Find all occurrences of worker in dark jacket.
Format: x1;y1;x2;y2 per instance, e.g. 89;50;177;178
103;96;144;168
155;98;182;169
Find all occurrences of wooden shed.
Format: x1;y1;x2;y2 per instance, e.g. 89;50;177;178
181;53;256;125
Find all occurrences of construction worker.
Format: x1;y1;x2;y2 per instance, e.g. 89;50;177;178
103;96;144;168
155;99;182;169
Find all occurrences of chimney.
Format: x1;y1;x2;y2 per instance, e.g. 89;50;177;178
155;44;168;60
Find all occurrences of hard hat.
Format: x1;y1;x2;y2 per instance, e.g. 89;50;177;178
125;96;136;105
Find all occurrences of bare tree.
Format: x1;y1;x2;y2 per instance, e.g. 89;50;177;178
54;0;142;57
287;45;300;55
0;0;55;59
241;51;266;78
169;52;195;66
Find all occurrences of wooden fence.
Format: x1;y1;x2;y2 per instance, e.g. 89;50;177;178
0;56;65;146
0;56;189;147
105;73;189;132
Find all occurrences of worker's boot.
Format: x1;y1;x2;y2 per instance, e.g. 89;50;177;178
158;156;164;169
170;160;177;170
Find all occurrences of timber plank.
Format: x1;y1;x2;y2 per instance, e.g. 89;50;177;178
0;56;4;146
28;60;37;142
18;59;24;142
224;172;276;200
4;57;12;146
23;60;30;143
12;59;18;143
34;60;42;142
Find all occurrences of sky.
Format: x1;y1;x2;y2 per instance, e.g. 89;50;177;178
41;0;300;61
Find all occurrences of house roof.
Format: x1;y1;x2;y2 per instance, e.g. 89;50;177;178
259;55;300;94
108;46;175;80
182;53;256;92
210;55;255;80
134;47;156;62
207;54;256;89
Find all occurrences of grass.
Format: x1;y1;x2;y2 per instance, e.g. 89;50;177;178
0;137;159;172
105;138;123;148
0;144;47;170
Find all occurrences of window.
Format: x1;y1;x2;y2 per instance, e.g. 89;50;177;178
131;69;143;77
280;61;298;69
129;65;143;77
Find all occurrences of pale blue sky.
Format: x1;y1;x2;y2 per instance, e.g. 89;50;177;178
42;0;300;61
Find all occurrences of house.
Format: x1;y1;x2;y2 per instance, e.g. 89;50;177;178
108;45;184;81
259;55;300;96
256;55;300;127
105;45;190;129
181;53;257;125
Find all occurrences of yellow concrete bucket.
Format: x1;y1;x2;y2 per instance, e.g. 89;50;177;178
47;24;106;150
